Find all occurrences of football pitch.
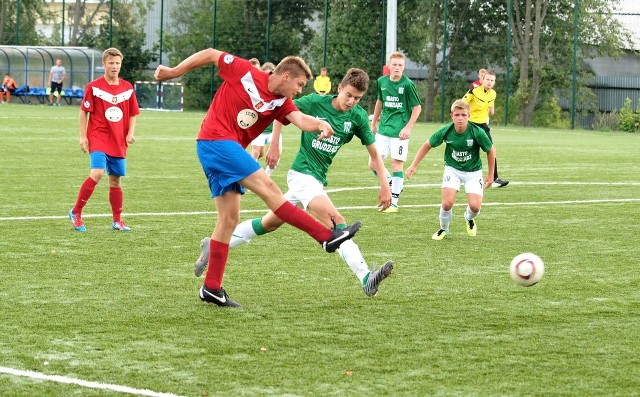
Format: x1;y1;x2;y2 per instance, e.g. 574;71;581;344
1;103;639;396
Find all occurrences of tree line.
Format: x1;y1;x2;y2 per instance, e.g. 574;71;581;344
1;0;632;127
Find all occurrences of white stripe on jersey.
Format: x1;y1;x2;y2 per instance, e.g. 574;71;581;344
91;86;134;105
240;71;286;112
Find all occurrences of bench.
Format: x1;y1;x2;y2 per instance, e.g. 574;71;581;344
13;86;85;105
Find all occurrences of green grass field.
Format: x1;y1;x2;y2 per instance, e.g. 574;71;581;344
1;103;639;397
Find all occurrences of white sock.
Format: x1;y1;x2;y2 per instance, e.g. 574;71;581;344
337;239;370;284
265;166;274;176
229;219;258;248
391;176;404;207
439;207;452;231
464;206;479;221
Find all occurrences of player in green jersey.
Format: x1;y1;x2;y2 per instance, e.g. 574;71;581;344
368;51;422;213
406;99;496;240
195;68;395;297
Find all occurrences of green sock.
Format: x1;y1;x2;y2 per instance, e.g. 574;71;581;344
251;218;268;235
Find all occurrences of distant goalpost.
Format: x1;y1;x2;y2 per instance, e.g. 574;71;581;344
134;81;184;111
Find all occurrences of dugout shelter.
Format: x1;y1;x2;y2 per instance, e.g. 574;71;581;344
0;46;102;104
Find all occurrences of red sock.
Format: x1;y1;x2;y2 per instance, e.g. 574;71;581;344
273;201;332;242
73;177;98;214
109;187;123;222
204;240;229;290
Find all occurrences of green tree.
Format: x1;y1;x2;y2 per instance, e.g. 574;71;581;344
0;0;51;45
80;0;157;82
397;0;493;121
306;0;384;112
618;97;639;132
504;0;630;126
165;0;320;110
65;0;109;46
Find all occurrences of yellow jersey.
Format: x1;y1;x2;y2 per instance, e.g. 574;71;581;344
313;75;331;95
462;86;496;124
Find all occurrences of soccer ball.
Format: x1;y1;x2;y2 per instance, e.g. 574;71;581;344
509;253;544;287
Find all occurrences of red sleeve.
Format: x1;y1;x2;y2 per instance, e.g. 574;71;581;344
217;52;251;82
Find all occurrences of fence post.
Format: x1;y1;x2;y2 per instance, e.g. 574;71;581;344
505;0;512;126
439;1;449;122
571;0;579;129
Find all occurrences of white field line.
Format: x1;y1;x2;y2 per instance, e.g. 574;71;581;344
1;182;639;222
0;366;185;397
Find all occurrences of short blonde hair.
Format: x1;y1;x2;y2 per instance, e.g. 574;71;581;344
102;48;123;62
274;56;312;80
261;62;276;72
249;58;260;67
451;99;470;113
389;51;405;61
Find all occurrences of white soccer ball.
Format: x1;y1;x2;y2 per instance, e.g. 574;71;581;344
510;253;544;287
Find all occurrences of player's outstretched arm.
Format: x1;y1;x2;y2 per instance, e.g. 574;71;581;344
285;110;334;139
366;144;392;210
406;140;432;179
265;122;283;169
155;49;223;81
484;146;496;189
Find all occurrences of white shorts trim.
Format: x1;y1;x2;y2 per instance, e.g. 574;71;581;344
284;170;327;210
374;134;409;162
441;166;484;196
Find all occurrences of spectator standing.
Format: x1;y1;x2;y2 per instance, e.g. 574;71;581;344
49;59;66;106
314;67;331;95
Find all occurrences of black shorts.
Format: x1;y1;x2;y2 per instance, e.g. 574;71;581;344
51;82;63;93
470;121;492;141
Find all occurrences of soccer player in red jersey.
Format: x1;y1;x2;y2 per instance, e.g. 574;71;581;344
154;49;363;307
69;48;139;233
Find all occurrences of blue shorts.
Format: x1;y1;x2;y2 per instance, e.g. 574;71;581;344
90;152;126;176
197;140;261;198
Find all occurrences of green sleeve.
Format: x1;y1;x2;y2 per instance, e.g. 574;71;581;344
428;124;451;148
406;81;422;107
294;94;316;114
354;106;376;146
